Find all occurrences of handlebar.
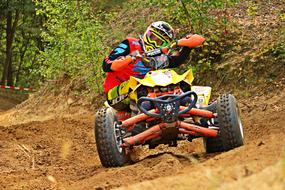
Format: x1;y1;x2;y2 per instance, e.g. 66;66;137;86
137;91;198;122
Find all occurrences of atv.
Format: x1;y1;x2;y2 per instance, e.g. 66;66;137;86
95;36;244;167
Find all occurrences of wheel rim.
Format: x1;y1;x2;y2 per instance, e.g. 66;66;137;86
237;115;244;139
236;106;244;139
113;121;123;153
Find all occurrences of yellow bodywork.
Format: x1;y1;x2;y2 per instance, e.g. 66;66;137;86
129;69;194;89
191;86;212;106
128;69;194;101
127;68;211;106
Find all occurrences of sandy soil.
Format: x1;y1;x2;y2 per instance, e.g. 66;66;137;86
0;94;20;112
0;87;284;190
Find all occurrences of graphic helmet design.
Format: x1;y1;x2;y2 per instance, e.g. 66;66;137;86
143;21;174;52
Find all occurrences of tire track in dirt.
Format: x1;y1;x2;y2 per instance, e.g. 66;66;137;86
0;115;205;190
0;117;201;189
0;89;284;190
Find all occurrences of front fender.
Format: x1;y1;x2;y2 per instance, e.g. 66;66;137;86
129;68;195;101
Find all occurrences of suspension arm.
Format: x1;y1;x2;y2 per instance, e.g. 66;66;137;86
121;121;218;147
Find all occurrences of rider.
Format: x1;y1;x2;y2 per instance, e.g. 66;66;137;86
102;21;205;120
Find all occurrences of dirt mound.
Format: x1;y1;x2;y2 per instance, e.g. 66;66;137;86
0;91;27;112
0;86;284;190
0;85;93;127
218;161;285;190
0;96;17;112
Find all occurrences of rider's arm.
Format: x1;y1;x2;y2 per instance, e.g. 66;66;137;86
168;34;205;68
168;47;191;68
102;39;133;72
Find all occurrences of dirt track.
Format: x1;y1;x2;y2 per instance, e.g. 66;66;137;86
0;94;21;112
0;87;284;190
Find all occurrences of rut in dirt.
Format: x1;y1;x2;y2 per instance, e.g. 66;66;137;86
0;115;204;190
0;89;284;190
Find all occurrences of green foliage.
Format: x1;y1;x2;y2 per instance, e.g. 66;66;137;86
91;0;123;12
272;27;285;59
22;0;239;90
1;0;284;101
149;0;238;33
144;0;240;78
0;0;38;86
0;0;245;94
280;13;285;21
246;1;258;16
35;0;106;92
0;0;35;13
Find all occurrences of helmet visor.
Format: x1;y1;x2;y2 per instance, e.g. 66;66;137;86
146;30;169;48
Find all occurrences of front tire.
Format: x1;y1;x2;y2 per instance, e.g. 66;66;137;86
204;94;244;153
95;107;128;167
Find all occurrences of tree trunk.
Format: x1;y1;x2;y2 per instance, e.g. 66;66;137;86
7;10;20;86
15;39;29;84
1;9;20;86
1;10;12;85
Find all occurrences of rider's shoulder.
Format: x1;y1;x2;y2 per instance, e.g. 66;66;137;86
126;37;140;45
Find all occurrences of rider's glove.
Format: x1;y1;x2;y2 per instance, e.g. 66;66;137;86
110;55;134;71
110;50;142;71
170;34;194;49
177;34;205;48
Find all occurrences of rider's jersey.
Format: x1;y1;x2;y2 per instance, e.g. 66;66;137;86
102;37;191;93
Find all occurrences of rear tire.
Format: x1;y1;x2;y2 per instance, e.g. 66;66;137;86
204;94;244;153
95;107;128;167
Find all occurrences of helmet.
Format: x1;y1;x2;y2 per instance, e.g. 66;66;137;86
142;21;174;52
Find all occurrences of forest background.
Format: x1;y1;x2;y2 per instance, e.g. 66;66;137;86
0;0;284;98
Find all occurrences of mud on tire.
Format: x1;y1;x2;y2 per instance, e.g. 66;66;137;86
204;94;244;153
95;107;128;167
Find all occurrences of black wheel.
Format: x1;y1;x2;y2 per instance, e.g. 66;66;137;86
95;107;128;167
204;94;244;153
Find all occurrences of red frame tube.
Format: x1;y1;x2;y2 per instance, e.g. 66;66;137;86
178;121;217;137
122;124;162;146
120;105;217;147
180;107;215;118
179;129;198;136
122;107;214;129
122;121;218;147
121;109;156;130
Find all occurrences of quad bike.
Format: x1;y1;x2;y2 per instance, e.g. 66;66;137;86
95;36;244;167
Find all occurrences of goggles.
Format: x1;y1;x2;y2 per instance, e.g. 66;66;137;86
145;30;170;48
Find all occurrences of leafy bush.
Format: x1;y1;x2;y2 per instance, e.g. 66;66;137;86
149;0;238;33
35;0;107;92
33;0;240;93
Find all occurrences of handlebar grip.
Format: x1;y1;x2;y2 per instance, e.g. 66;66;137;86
137;97;160;118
